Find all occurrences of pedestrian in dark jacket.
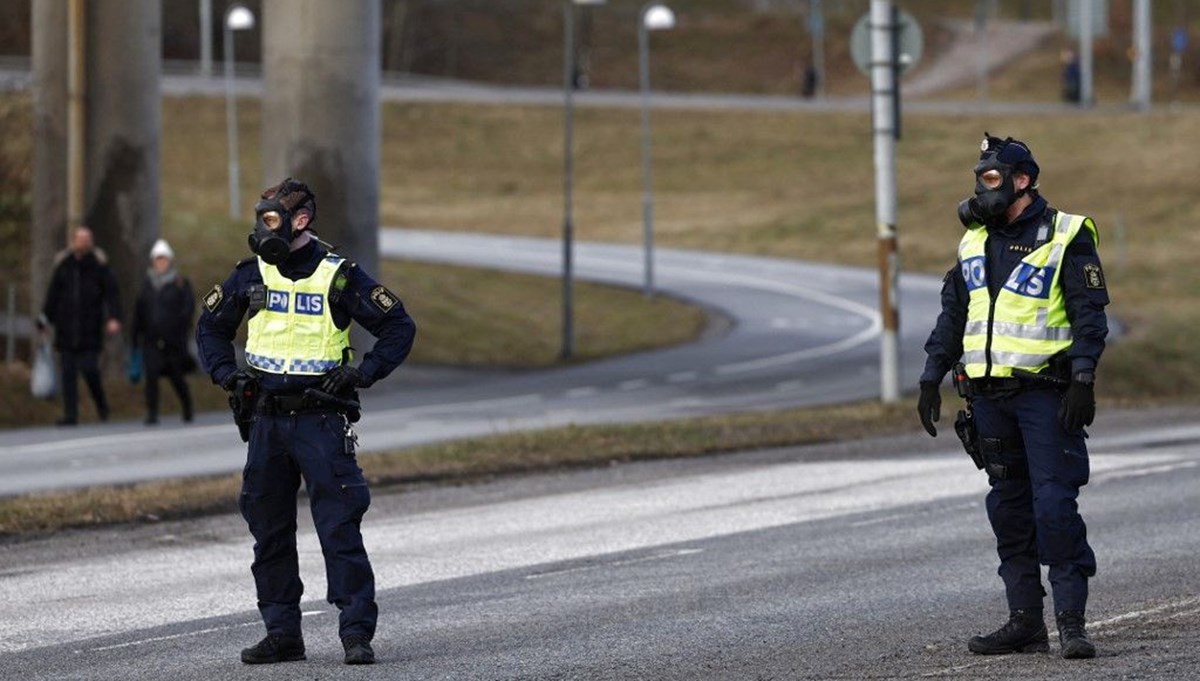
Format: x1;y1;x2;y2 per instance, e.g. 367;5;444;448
37;226;122;426
132;239;195;425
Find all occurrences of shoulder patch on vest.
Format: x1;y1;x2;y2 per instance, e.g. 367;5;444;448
203;284;224;313
1082;263;1105;290
369;286;399;313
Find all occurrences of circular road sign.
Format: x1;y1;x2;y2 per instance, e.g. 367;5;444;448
850;10;924;77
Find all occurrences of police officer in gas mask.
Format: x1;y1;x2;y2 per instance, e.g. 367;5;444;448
196;178;416;666
918;135;1109;659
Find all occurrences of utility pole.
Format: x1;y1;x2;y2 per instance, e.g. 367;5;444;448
1131;0;1152;110
1079;0;1094;107
199;0;213;77
870;0;900;404
809;0;825;98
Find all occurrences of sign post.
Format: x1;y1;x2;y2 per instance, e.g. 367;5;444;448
851;4;922;404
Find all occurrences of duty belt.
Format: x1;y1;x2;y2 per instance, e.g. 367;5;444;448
257;388;363;420
259;393;333;415
969;377;1024;396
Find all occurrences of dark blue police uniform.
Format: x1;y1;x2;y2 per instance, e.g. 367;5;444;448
196;240;415;642
922;194;1110;615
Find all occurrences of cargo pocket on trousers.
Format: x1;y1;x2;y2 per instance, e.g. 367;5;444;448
331;458;371;516
239;462;267;532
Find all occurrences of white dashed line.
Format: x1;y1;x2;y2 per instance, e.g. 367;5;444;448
565;386;598;399
618;379;649;391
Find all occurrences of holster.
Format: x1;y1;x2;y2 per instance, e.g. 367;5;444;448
954;409;985;470
227;375;261;443
980;435;1028;480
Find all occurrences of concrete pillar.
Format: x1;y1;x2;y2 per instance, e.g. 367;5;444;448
84;0;162;314
31;0;69;316
261;0;381;276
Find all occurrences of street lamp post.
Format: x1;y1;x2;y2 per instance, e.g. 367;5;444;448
562;0;605;359
638;3;675;299
224;4;255;220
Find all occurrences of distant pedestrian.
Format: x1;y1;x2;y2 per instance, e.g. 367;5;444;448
37;226;122;426
132;239;195;425
1060;48;1081;103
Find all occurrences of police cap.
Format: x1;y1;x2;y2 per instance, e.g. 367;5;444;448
980;133;1040;184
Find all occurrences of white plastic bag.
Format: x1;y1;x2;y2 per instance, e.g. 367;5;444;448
31;338;57;399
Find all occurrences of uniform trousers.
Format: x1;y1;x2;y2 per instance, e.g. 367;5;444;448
239;409;376;640
974;387;1096;614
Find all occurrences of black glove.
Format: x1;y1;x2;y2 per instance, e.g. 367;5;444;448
220;368;252;392
321;365;371;395
918;381;942;437
1059;372;1096;433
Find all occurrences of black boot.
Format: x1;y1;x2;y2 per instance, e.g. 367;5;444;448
343;635;376;665
1056;611;1096;659
968;609;1050;654
240;634;306;664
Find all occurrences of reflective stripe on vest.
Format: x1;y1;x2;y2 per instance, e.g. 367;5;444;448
959;211;1098;379
244;255;350;375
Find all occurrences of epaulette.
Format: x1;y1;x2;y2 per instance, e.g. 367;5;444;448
234;256;257;269
328;259;352;304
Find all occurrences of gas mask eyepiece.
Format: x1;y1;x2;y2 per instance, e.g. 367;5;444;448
249;209;292;265
956;158;1020;228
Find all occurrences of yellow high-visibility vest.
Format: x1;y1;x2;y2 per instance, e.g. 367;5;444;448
959;211;1099;378
245;255;349;375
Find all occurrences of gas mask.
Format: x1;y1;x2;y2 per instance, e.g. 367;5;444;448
956;156;1025;229
248;179;316;265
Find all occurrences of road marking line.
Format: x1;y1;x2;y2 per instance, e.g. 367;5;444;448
2;424;230;457
774;380;805;392
79;609;327;653
849;501;977;528
565;386;598;398
80;621;259;653
667;371;698;383
525;548;703;580
382;393;544;418
1090;596;1200;631
1093;460;1198;484
384;229;896;375
618;379;649;391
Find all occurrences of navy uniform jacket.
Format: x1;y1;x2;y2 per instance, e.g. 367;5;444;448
196;239;416;395
921;194;1110;385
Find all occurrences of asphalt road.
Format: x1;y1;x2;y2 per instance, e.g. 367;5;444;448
0;231;942;495
1;410;1197;680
